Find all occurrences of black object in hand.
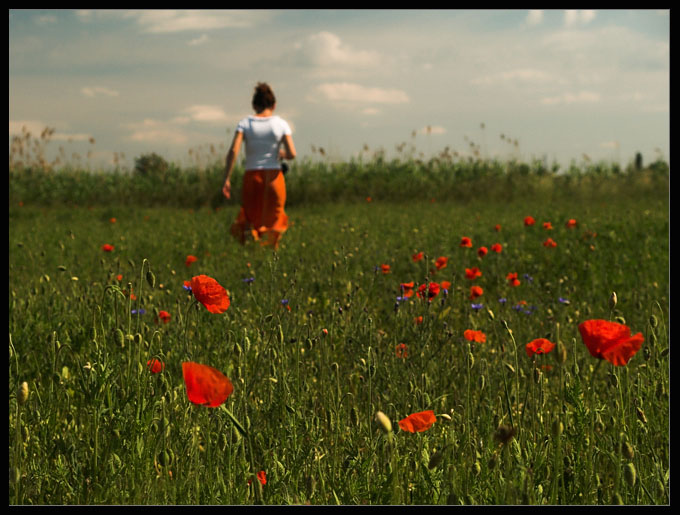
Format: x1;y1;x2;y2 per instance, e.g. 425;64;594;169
281;162;289;175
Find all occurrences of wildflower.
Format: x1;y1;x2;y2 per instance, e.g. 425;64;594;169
464;329;486;343
498;297;507;305
465;267;482;280
109;217;117;224
506;272;521;287
543;238;557;248
543;222;553;230
435;256;448;270
366;196;372;203
412;251;424;262
414;316;424;325
101;244;114;252
524;216;535;226
395;343;408;358
494;224;501;232
398;410;437;433
469;285;483;300
281;299;291;311
578;319;644;366
400;281;415;298
116;274;123;282
190;275;230;314
460;237;472;248
440;280;451;294
243;277;255;284
417;282;441;300
147;358;165;374
523;273;533;283
322;328;328;336
182;280;192;292
185;255;198;267
380;264;391;274
182;362;234;408
158;310;171;324
257;470;267;486
491;243;502;253
565;219;578;229
471;303;484;311
131;308;146;315
558;297;570;305
525;338;556;357
477;246;488;258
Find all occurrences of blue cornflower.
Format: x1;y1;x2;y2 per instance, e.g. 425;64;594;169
131;308;146;315
281;299;289;305
558;297;570;305
498;297;507;305
243;277;255;284
523;273;533;282
471;303;484;311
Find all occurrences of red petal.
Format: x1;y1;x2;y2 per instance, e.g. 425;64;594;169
182;362;234;407
398;410;436;433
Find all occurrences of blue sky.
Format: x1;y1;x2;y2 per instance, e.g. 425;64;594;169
9;9;669;170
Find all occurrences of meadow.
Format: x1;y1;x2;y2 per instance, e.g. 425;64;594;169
8;151;669;505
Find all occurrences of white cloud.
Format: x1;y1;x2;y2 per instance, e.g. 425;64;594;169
540;91;601;105
121;10;261;33
564;10;596;27
526;10;544;26
294;31;381;77
34;14;58;25
9;120;92;142
183;105;232;124
81;86;119;98
312;82;409;105
471;68;558;86
124;118;189;145
188;34;209;46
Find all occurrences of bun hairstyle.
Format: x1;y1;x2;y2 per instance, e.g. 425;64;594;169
252;82;276;112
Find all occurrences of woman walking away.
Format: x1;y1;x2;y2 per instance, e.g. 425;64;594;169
223;82;296;250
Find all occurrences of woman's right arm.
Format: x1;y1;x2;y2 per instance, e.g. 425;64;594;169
279;134;296;160
223;131;244;199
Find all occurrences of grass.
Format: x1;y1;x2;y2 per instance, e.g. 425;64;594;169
9;166;669;505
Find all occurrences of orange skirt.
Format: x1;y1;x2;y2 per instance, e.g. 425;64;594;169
230;169;288;249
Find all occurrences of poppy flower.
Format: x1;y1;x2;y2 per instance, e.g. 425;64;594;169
380;264;391;274
248;470;267;487
400;281;415;298
494;224;501;232
469;285;483;300
109;217;117;224
491;243;502;253
460;237;472;248
414;316;423;325
543;222;553;230
190;275;230;314
158;310;171;324
183;280;192;291
182;361;234;407
435;256;448;270
578;319;644;366
525;338;555;357
185;255;198;267
147;358;165;374
412;251;424;262
395;343;408;358
398;410;436;433
477;246;488;258
440;280;451;292
101;244;114;252
116;274;123;282
464;329;486;343
417;282;441;300
565;219;578;229
543;238;557;248
524;216;535;226
465;267;482;280
506;272;520;287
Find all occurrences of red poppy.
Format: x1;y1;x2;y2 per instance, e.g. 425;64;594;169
109;217;117;224
395;343;409;358
182;362;234;407
398;410;436;433
366;196;372;203
190;275;230;314
380;264;391;274
101;244;114;252
565;219;578;229
464;329;486;343
248;470;267;487
460;237;472;248
400;281;415;298
477;246;488;258
578;319;644;366
412;251;424;262
525;338;555;357
158;310;171;324
469;285;483;300
116;274;123;282
543;238;557;248
524;216;535;226
414;316;423;325
543;222;553;230
322;328;328;336
440;280;451;292
147;358;165;374
465;267;482;280
418;282;441;300
506;272;520;287
435;256;448;270
491;243;503;253
185;255;198;267
494;224;501;232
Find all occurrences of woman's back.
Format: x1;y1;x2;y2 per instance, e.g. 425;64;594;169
237;115;291;170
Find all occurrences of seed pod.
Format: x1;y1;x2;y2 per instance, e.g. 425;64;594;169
621;440;635;460
17;381;29;405
146;269;156;289
649;314;658;328
557;343;568;364
615;316;626;325
636;407;648;425
468;352;475;369
375;411;392;433
624;463;636;488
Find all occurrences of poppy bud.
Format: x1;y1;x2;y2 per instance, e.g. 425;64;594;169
17;381;29;405
621;440;635;460
636;407;647;425
649;314;658;328
468;352;475;369
557;343;568;364
624;462;636;488
615;316;626;325
609;292;617;310
375;411;392;433
146;270;156;289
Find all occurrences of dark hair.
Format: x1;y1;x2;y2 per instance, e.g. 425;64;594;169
252;82;276;112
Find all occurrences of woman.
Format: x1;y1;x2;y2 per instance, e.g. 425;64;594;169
223;82;296;249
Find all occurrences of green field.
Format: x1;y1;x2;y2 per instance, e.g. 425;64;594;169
9;165;669;505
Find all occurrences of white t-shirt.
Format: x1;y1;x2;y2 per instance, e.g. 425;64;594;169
236;115;292;171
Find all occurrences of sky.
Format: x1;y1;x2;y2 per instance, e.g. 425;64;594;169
9;9;670;170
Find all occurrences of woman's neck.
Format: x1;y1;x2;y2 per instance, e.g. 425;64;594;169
254;108;274;118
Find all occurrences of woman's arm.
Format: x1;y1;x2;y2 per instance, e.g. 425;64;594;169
223;131;243;199
278;134;296;161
